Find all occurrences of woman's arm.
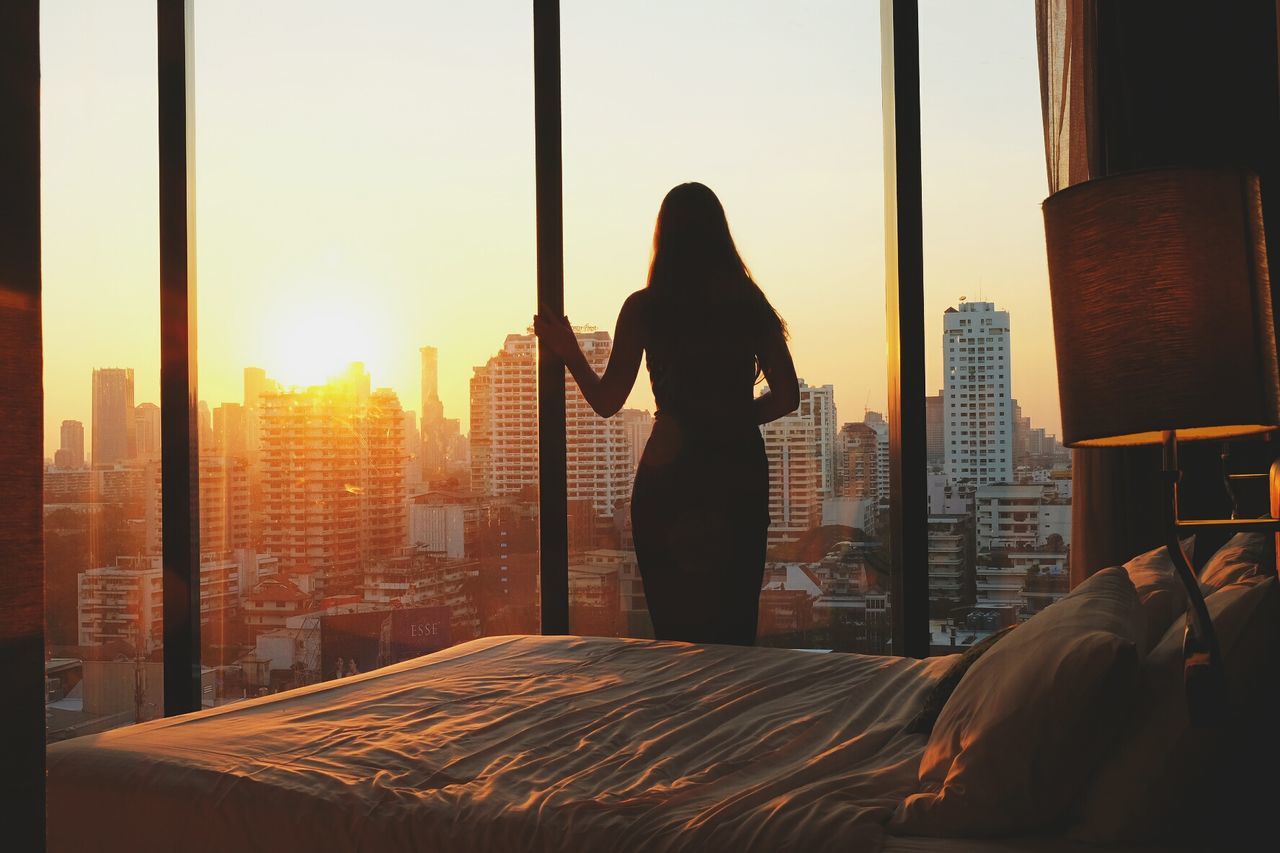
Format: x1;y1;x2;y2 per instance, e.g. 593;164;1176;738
533;290;646;419
753;326;800;425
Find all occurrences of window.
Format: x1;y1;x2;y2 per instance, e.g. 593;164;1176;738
921;1;1070;651
561;0;890;652
192;1;539;700
42;0;166;738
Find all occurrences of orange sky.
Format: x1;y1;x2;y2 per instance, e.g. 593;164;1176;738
40;1;1060;458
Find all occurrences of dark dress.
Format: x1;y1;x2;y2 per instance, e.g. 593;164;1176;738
630;293;773;646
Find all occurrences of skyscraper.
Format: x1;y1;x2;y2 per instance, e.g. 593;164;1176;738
943;300;1014;488
925;393;944;468
616;408;654;474
91;367;135;466
470;330;633;518
134;402;162;461
212;402;247;459
259;364;407;595
566;331;633;517
836;422;878;499
144;454;251;556
470;334;537;499
55;419;85;469
198;400;214;452
420;345;447;476
863;410;890;503
797;381;837;499
761;414;821;545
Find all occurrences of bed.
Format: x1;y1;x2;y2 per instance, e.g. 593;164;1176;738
49;530;1280;853
46;626;1218;853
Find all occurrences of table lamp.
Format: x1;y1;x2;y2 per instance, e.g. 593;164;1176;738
1043;168;1280;726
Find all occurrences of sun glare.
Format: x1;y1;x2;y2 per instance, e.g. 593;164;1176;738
263;292;389;388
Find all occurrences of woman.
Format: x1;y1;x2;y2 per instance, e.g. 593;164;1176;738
535;182;799;646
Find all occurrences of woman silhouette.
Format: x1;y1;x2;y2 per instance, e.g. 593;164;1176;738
535;182;799;646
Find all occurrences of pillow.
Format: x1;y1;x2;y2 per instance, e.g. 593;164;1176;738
890;567;1144;837
1198;531;1267;593
1070;575;1278;845
1121;538;1194;652
903;625;1017;736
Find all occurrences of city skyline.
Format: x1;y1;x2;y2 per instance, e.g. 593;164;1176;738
39;1;1062;459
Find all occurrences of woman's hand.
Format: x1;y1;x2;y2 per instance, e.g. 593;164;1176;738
533;309;579;362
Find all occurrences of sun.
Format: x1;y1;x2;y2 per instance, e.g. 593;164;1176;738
262;288;389;388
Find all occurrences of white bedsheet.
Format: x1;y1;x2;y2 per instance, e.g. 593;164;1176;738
49;634;952;853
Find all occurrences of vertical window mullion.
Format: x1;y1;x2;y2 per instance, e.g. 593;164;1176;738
533;0;569;634
881;0;930;658
158;0;201;713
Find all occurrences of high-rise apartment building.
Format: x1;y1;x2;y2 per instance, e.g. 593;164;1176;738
78;554;263;655
402;410;424;486
213;403;248;459
943;300;1014;488
55;419;85;469
761;414;821;545
470;330;632;518
797;381;837;499
925;393;944;468
566;331;633;517
420;345;448;476
198;401;214;451
836;422;878;499
616;408;654;474
259;364;408;594
863;410;890;502
144;454;252;556
470;334;537;499
927;515;973;618
134;403;161;461
92;367;135;466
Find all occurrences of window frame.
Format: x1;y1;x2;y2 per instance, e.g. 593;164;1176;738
27;0;933;725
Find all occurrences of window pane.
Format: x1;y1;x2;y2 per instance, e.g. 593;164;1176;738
195;1;536;699
562;1;890;651
920;2;1071;654
42;1;164;739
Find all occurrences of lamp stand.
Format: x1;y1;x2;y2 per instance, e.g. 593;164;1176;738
1161;430;1280;727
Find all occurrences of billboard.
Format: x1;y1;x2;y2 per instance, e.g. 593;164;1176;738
320;606;452;680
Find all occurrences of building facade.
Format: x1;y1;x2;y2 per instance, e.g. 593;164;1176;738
92;367;135;466
761;414;821;545
259;364;408;594
470;330;633;518
55;419;84;469
942;300;1014;489
797;381;837;499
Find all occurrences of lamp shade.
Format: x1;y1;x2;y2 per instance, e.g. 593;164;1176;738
1043;169;1280;447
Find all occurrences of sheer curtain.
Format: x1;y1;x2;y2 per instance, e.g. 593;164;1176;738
1036;0;1099;194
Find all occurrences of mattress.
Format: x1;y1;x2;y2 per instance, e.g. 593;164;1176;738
48;634;951;853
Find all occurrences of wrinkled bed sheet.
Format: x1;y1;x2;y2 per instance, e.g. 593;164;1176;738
48;635;954;853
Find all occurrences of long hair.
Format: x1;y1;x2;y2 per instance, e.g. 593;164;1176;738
646;183;787;341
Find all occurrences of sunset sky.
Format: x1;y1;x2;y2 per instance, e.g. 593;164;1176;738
40;0;1057;458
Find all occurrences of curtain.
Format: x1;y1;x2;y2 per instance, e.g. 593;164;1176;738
1037;0;1150;588
1036;0;1100;194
